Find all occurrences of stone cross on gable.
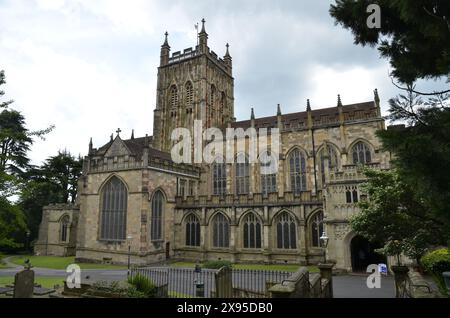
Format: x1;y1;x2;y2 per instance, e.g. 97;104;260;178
116;128;122;136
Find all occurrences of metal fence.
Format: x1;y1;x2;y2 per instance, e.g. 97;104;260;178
130;266;291;298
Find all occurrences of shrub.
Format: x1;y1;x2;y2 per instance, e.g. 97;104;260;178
89;280;128;297
202;260;232;269
421;248;450;295
127;274;157;298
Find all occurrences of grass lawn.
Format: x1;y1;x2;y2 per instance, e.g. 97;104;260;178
170;261;319;273
0;254;10;269
0;276;64;289
10;255;127;270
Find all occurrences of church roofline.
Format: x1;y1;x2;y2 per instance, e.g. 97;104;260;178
231;101;378;130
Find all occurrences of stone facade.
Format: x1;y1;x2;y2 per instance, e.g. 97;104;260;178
34;204;79;256
35;21;391;271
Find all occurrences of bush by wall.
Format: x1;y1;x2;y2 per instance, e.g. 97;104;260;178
127;274;157;298
420;248;450;295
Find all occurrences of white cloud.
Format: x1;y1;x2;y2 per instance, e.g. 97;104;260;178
1;0;425;167
307;64;386;107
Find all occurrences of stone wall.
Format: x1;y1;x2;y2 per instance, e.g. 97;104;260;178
34;204;79;257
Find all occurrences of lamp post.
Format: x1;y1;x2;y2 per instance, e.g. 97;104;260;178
320;231;329;264
25;231;30;253
127;235;133;277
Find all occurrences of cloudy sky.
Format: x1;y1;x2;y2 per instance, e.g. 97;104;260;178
0;0;446;165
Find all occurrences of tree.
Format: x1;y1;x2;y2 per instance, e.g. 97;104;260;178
329;0;450;91
377;92;450;233
19;151;83;241
0;70;53;197
0;196;27;250
0;69;53;250
350;169;446;263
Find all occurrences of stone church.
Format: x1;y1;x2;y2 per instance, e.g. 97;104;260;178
35;20;391;272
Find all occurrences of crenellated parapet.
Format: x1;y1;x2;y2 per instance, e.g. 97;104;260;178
175;190;323;208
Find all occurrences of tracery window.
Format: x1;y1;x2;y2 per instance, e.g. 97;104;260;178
100;176;127;241
243;213;262;249
60;215;70;242
352;141;372;164
235;153;249;195
311;212;324;247
276;212;297;249
185;214;200;247
289;149;307;194
212;213;229;248
151;191;164;241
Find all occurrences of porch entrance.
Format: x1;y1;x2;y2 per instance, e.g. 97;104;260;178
350;235;386;272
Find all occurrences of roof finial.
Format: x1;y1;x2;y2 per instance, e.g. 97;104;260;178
131;129;135;140
277;104;282;116
374;88;380;103
307;99;311;112
251;107;255;120
144;134;149;148
337;94;342;107
110;133;113;142
201;18;206;33
89;137;93;153
225;43;230;57
162;31;169;47
116;128;122;136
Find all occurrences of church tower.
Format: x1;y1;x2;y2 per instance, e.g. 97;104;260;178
153;19;235;152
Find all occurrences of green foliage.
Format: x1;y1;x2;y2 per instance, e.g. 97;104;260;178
377;93;450;237
350;168;443;263
421;248;450;294
127;274;157;298
89;280;129;297
0;197;27;250
202;260;232;269
18;151;83;241
329;0;450;85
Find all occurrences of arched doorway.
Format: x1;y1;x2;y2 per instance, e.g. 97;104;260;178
350;236;386;272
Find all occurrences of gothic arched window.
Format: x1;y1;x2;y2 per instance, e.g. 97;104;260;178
289;149;307;194
318;144;339;186
243;213;262;249
60;215;70;242
352;141;372;164
213;158;227;196
170;85;178;109
276;212;297;249
260;151;277;196
185;214;200;247
151;191;164;241
212;213;229;248
100;176;127;241
311;211;324;247
235;153;249;195
185;81;193;107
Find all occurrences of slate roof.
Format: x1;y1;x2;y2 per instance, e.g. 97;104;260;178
93;135;172;161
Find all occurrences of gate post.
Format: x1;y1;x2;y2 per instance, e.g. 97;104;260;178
215;266;233;298
391;265;409;298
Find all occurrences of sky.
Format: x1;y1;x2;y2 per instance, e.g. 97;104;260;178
0;0;447;165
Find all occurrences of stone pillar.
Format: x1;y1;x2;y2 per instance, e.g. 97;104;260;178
391;265;410;298
318;263;334;298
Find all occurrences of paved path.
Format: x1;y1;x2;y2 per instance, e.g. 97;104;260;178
333;274;395;298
